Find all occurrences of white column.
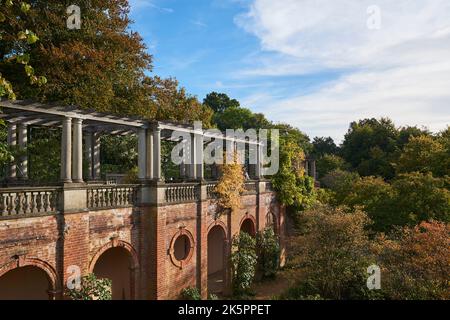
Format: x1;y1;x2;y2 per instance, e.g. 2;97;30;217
72;118;83;183
153;127;161;181
93;133;101;180
195;133;204;180
61;117;72;182
189;133;196;179
7;123;17;180
138;128;147;180
17;124;28;180
146;129;154;180
84;131;93;180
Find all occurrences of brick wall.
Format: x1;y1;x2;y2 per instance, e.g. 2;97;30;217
0;191;282;300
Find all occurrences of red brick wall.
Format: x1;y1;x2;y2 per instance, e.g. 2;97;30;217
0;191;282;300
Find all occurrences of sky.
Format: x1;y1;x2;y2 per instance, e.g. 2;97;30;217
129;0;450;142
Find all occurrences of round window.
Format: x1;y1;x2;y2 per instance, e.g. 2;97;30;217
173;234;191;261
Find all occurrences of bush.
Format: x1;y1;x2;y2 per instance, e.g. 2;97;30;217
66;273;112;300
180;287;201;300
231;232;257;297
284;205;378;300
378;221;450;300
256;227;280;279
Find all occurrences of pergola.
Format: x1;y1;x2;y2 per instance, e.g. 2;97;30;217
0;99;263;184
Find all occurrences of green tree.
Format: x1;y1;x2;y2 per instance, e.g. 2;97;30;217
203;91;240;114
283;205;377;300
231;232;257;297
341;118;399;179
392;172;450;225
311;136;338;157
316;154;349;179
256;227;280;279
0;0;46;99
396;135;448;177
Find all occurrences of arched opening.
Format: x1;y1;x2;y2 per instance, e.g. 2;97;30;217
240;218;256;237
92;247;133;300
0;266;52;300
207;225;226;295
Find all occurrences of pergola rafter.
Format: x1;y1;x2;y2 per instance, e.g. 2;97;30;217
1;99;263;184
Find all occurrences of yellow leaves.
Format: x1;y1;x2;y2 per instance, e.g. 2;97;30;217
215;152;246;215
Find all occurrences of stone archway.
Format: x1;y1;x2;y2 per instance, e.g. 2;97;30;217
0;257;58;300
89;240;139;300
240;216;256;237
207;223;227;295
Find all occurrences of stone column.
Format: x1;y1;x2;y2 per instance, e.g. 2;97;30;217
304;160;309;176
72;118;83;183
146;129;154;180
310;159;316;181
195;133;204;180
188;133;196;180
153;127;162;181
17;124;28;180
138;128;147;180
7;123;17;180
61;117;72;183
256;143;262;179
93;133;101;180
84;131;93;180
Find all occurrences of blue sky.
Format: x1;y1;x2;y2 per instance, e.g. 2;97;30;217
129;0;450;142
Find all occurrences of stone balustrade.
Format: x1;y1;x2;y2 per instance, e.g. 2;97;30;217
244;181;257;194
164;183;199;204
87;185;138;209
206;182;218;199
0;187;61;217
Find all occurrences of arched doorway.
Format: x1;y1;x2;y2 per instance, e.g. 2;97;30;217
207;225;226;295
240;218;256;236
0;266;52;300
92;247;134;300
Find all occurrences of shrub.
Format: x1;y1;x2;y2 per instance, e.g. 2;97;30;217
66;273;112;300
284;205;378;300
378;221;450;300
180;287;201;300
231;232;257;297
256;227;280;279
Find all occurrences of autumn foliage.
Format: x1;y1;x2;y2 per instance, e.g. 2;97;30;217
215;152;246;215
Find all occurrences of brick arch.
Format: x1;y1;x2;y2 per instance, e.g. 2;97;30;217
239;213;257;236
0;256;59;299
89;239;139;299
207;220;228;239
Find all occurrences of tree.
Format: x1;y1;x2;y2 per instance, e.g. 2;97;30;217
213;106;256;131
341;118;399;179
231;232;257;297
396;135;448;177
283;205;377;300
0;0;46;100
378;221;450;300
316;154;349;179
311;137;338;157
271;139;316;224
203;91;240;114
392;172;450;225
256;227;280;279
342;176;397;231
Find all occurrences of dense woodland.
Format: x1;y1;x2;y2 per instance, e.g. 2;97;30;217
0;1;448;300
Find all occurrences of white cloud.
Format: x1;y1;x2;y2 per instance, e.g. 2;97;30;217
234;0;450;141
129;0;173;13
